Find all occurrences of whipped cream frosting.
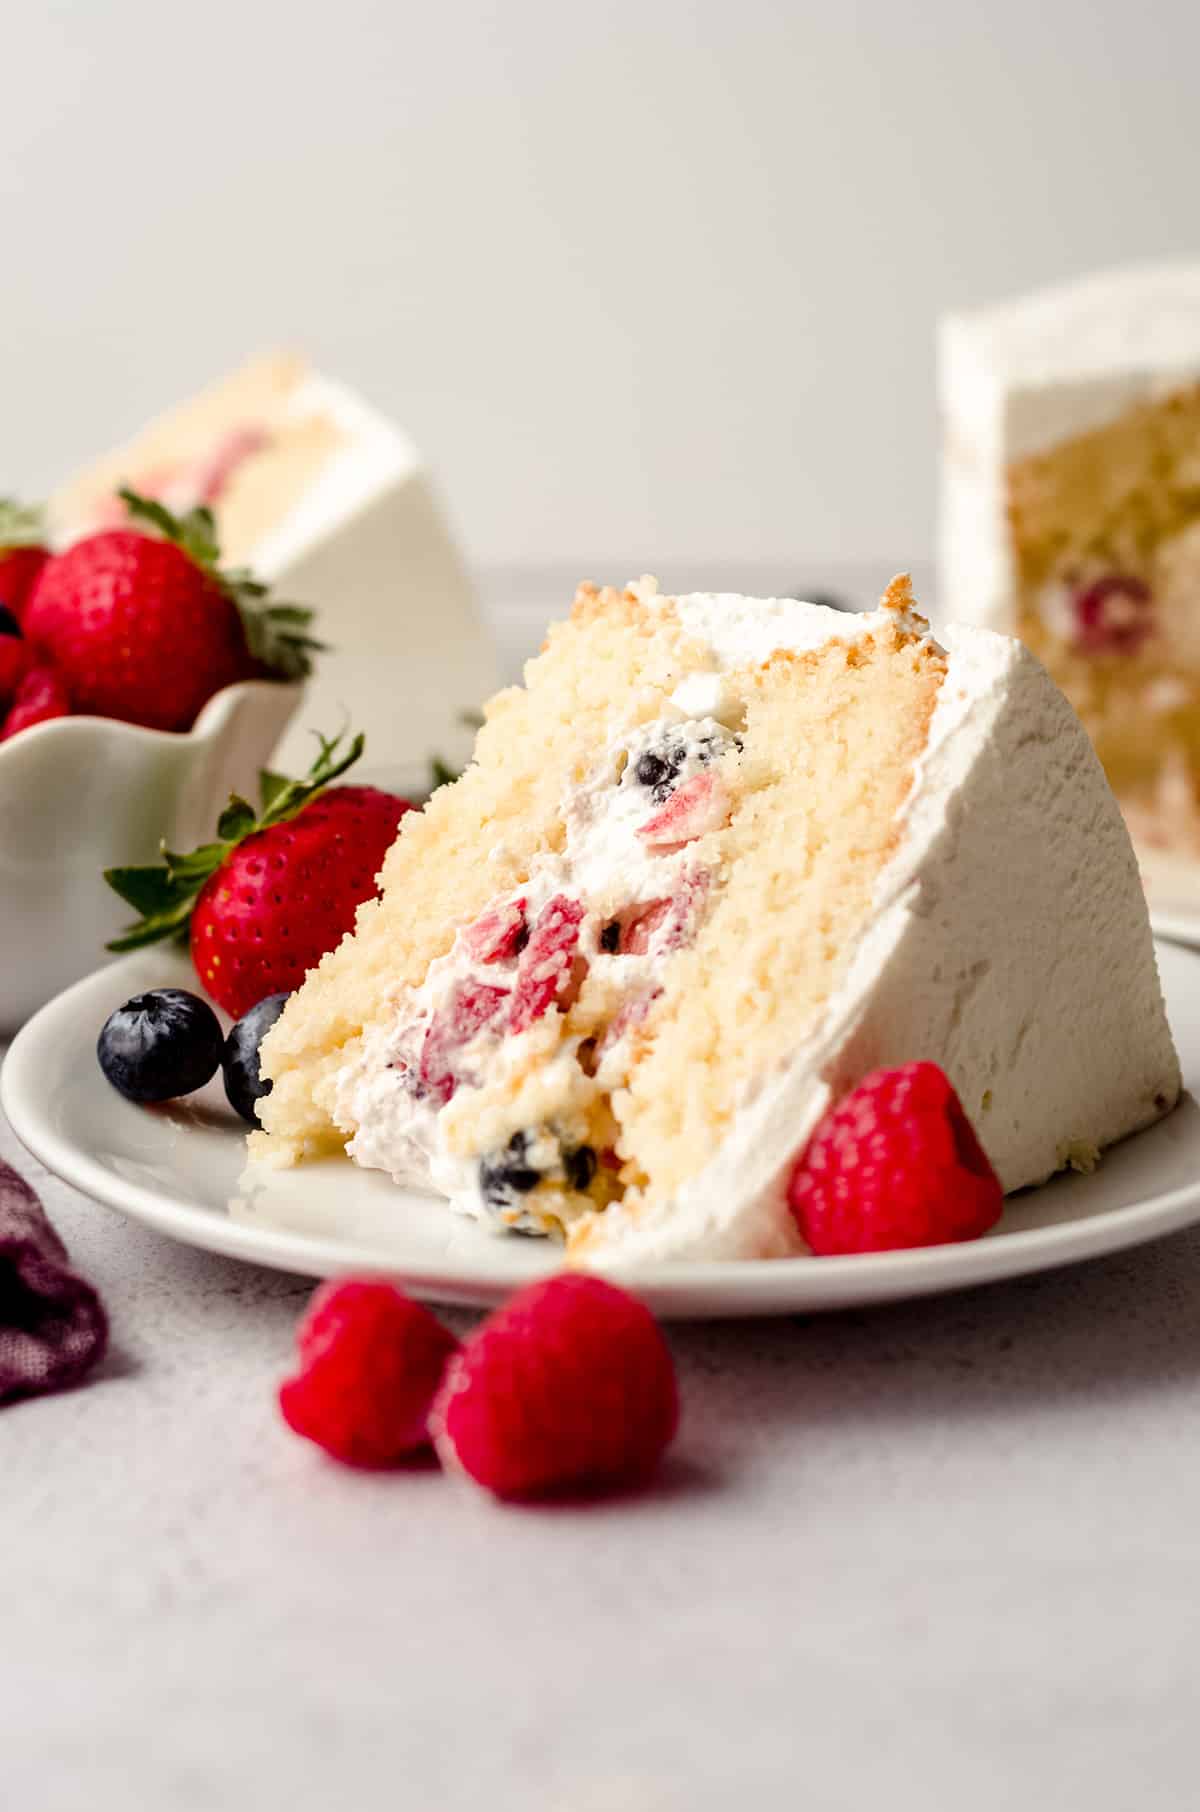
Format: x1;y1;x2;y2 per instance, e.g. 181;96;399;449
330;588;1180;1264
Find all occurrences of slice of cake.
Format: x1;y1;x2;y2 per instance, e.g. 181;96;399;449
939;265;1200;866
51;354;498;777
251;575;1179;1264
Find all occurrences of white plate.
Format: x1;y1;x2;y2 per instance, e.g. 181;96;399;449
5;945;1200;1319
1140;848;1200;949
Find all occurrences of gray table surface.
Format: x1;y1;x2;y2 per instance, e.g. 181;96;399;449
6;573;1200;1811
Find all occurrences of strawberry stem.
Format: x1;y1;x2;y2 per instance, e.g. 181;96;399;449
117;486;326;681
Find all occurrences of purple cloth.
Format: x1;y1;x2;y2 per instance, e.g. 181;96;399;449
0;1157;107;1404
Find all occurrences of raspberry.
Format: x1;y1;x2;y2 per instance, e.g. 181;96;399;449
788;1062;1002;1255
432;1274;679;1500
508;894;585;1034
279;1279;459;1467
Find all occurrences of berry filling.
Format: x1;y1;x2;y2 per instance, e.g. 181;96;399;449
462;897;529;964
507;895;586;1035
638;772;731;848
338;710;743;1234
418;980;510;1106
1070;573;1155;656
478;1128;601;1227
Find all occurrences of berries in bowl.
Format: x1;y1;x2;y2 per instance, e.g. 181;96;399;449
0;491;317;1033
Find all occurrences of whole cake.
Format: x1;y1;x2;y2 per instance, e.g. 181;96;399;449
51;354;497;777
940;264;1200;864
252;576;1179;1263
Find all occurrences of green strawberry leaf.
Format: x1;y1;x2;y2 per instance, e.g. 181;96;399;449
254;728;365;829
117;486;325;681
106;896;199;954
103;726;367;953
103;865;194;919
161;841;230;883
428;709;485;790
430;756;460;790
216;795;257;842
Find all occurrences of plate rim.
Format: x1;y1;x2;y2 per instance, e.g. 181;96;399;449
5;949;1200;1318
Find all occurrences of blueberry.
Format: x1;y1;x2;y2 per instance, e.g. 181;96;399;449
564;1145;597;1192
222;991;291;1125
634;748;680;796
97;988;224;1104
599;921;621;954
479;1131;543;1207
0;605;21;638
634;745;689;803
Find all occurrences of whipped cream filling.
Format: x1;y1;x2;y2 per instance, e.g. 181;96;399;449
333;707;742;1233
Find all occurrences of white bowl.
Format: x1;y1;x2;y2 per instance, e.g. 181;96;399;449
0;680;302;1034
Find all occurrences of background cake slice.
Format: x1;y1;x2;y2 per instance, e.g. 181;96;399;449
253;576;1180;1264
939;264;1200;867
51;353;498;777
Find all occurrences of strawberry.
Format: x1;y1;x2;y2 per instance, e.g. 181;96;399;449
0;499;49;625
103;730;415;1016
23;488;321;733
1;665;71;740
0;635;35;708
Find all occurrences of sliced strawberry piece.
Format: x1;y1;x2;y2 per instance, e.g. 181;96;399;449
618;869;712;956
638;771;731;849
508;895;585;1035
462;897;528;964
420;980;510;1105
621;898;674;954
1;665;70;740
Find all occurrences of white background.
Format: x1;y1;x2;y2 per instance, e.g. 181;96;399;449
2;0;1198;580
